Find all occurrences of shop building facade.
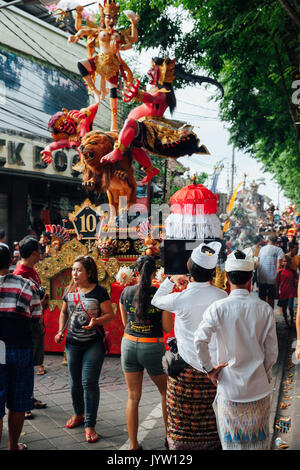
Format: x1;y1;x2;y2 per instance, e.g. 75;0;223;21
0;4;118;247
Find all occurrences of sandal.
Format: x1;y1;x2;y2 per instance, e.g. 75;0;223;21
66;415;85;429
33;400;47;409
24;411;33;420
37;367;46;375
275;437;289;449
85;430;99;443
17;443;28;450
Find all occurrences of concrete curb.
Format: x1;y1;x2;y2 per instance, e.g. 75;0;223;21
269;322;291;449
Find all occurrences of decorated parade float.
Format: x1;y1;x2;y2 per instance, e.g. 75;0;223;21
36;0;226;355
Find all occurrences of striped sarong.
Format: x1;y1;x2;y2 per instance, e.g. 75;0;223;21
214;393;270;450
166;366;221;450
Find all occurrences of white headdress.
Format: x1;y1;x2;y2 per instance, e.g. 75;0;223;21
191;241;221;269
225;248;254;272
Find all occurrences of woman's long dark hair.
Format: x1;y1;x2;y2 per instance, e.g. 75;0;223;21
134;255;157;323
66;255;98;294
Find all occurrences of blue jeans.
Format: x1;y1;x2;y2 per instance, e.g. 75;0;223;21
65;340;105;428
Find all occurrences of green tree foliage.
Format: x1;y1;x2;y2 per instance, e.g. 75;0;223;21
118;0;300;204
194;172;208;185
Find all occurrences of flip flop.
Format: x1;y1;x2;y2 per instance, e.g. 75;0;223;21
66;415;85;428
24;411;33;420
37;368;46;375
275;437;289;449
33;400;47;409
85;430;99;443
17;443;28;450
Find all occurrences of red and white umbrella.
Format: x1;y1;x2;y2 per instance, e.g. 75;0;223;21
165;182;222;239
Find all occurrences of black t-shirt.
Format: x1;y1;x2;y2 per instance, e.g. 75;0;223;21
120;285;163;338
63;285;110;347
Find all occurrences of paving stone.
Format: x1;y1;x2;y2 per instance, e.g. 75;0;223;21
20;431;48;443
60;404;74;412
65;426;86;437
96;423;127;438
140;419;161;431
24;439;57;450
48;435;84;449
49;393;73;405
100;411;127;427
30;423;67;439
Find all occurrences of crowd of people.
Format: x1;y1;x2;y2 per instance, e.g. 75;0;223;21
0;225;299;451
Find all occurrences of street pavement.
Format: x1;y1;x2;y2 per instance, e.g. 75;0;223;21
0;351;167;451
0;298;299;453
270;311;299;451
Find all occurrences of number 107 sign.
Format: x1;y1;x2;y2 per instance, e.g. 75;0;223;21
69;199;103;240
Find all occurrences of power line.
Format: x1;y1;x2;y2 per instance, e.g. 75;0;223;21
0;106;49;132
0;117;49;136
176;98;219;113
15;13;85;62
13;12;114;114
0;13;114;115
173;112;220;120
1;69;114;121
0;11;92;107
0;12;223;138
4;11;78;83
1;58;88;110
3;94;51;121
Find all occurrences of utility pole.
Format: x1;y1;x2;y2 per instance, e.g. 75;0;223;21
163;159;167;203
230;146;235;197
226;162;230;197
243;173;248;191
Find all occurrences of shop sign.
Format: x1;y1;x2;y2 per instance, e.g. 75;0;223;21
0;133;81;179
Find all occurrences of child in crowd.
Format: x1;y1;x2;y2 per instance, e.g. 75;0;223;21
276;254;298;328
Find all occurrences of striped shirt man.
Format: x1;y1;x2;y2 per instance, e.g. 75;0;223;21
0;273;42;347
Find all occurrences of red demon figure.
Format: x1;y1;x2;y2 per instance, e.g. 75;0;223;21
100;57;213;184
41;102;99;164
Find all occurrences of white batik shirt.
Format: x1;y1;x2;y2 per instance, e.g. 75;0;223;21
151;277;228;372
194;289;278;402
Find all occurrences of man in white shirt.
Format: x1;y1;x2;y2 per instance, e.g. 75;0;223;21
151;241;228;450
194;249;278;450
257;235;284;308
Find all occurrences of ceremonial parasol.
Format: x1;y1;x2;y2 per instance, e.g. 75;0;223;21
165;179;222;239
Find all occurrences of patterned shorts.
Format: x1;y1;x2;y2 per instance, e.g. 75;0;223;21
0;347;34;418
